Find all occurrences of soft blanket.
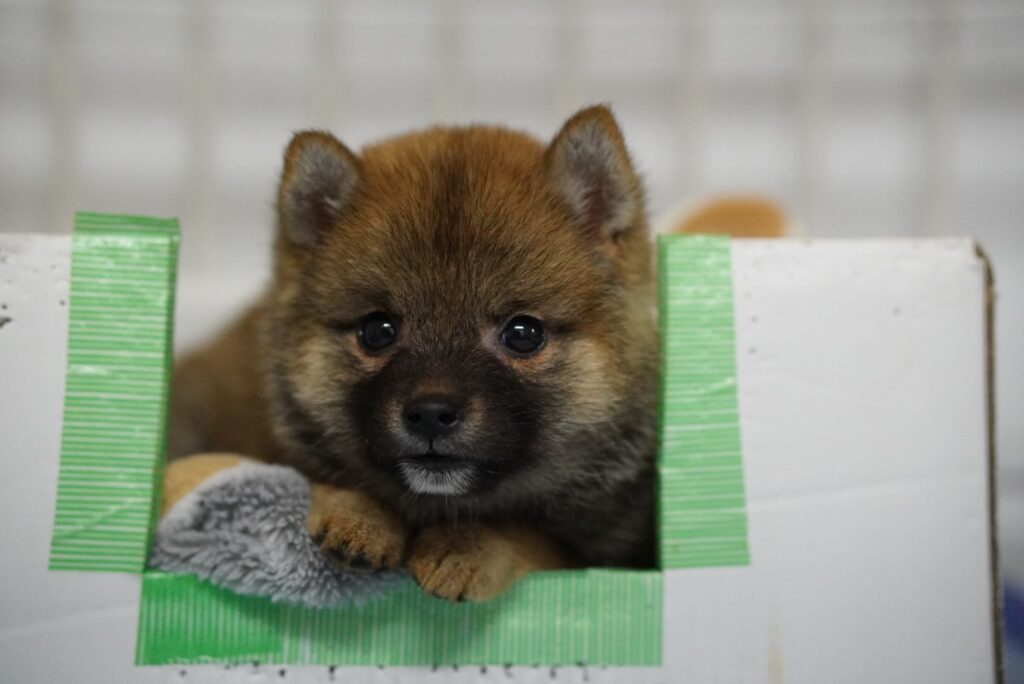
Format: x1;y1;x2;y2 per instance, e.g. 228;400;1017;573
149;459;405;607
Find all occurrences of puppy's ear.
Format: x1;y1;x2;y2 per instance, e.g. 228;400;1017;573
545;105;643;244
277;130;360;247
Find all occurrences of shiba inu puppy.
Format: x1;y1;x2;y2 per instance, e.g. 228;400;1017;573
170;105;659;600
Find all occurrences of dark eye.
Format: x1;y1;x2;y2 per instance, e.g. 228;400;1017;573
501;315;545;355
359;312;397;351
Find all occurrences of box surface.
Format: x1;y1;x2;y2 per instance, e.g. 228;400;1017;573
0;233;998;682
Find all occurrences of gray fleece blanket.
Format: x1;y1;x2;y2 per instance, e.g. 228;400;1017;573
149;460;406;607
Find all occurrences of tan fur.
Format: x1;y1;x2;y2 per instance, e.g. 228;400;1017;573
168;305;279;461
171;106;660;601
673;196;788;238
161;453;247;516
407;524;573;601
307;484;406;571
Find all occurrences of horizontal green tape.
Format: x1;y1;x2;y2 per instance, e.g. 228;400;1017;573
136;570;663;666
657;235;750;569
48;212;179;573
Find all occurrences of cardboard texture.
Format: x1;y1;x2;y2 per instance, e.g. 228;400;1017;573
0;226;999;682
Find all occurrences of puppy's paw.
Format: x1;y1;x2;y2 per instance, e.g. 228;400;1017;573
307;484;406;572
407;525;568;602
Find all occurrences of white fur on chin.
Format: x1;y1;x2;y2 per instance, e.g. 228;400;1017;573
398;462;474;495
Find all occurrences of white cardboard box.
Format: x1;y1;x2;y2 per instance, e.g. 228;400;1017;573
0;234;999;683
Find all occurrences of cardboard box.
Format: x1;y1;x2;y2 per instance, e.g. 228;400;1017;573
0;224;1000;682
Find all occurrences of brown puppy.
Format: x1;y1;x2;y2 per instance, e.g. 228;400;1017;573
169;106;659;600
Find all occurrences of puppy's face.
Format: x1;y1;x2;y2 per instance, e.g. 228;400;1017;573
267;108;656;506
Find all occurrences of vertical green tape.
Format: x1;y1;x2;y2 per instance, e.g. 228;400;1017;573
136;570;662;666
49;212;179;573
657;234;750;569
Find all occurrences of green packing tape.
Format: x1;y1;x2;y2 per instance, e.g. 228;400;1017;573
135;570;663;666
657;234;750;569
48;212;179;572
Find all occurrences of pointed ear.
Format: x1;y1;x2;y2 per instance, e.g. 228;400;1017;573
277;130;360;247
544;105;643;244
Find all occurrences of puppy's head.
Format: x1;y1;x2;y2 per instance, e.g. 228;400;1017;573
266;106;656;506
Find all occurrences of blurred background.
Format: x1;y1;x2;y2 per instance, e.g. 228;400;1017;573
1;0;1022;675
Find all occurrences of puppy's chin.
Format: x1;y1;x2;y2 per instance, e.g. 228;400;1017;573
397;457;477;496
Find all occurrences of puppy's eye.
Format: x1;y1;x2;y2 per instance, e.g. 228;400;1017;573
500;316;545;355
359;312;397;351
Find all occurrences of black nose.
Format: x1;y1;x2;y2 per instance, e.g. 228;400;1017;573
403;397;461;441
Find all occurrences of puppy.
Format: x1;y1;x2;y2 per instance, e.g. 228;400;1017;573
169;105;659;600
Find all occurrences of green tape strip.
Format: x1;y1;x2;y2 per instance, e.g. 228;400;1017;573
136;570;662;666
49;212;179;572
657;234;750;569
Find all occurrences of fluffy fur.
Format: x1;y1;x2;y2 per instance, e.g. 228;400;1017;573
170;106;659;598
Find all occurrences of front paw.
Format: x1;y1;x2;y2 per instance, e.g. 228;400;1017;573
407;525;559;602
307;484;406;571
